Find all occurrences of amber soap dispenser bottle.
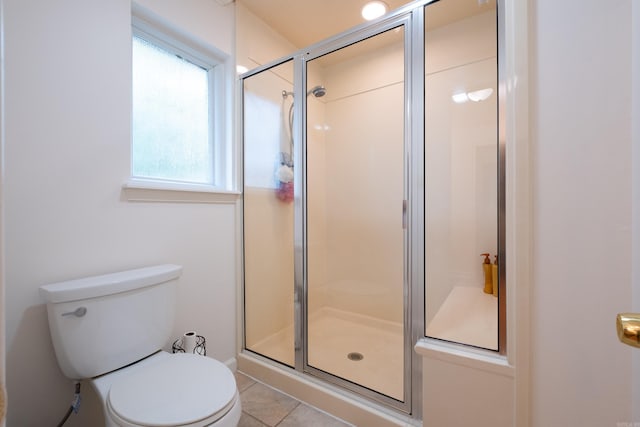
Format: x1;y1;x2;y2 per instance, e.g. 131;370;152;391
481;253;493;294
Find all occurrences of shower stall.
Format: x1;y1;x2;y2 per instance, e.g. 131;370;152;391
243;21;411;410
241;0;500;421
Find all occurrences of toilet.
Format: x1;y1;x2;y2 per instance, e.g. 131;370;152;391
40;264;241;427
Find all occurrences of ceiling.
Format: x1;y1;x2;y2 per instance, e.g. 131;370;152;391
238;0;496;49
238;0;412;48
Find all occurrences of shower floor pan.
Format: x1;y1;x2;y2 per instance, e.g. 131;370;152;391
250;307;404;401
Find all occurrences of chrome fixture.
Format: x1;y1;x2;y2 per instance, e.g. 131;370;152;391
282;85;327;99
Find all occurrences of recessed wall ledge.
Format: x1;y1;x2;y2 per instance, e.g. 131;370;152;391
122;179;241;203
415;338;514;377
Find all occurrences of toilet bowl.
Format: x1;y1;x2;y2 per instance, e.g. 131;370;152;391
92;352;241;427
39;264;241;427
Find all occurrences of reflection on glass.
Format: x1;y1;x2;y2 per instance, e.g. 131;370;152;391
423;0;499;350
243;60;296;366
306;26;405;401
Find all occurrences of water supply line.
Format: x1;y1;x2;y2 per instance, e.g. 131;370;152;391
56;381;81;427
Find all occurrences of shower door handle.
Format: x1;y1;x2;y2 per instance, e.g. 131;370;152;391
402;200;407;229
294;301;301;351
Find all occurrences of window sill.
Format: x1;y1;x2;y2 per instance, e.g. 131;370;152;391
122;179;241;204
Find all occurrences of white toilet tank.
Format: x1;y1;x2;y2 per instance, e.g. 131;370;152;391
40;264;182;380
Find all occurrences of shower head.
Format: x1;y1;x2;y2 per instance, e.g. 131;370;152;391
283;86;326;99
307;85;326;98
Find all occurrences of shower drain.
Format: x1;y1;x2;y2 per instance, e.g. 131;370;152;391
347;352;364;361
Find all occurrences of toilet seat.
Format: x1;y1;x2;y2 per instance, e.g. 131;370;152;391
106;353;238;427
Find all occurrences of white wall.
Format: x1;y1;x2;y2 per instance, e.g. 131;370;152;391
633;0;640;421
423;355;513;427
3;0;236;425
236;3;296;72
530;0;634;425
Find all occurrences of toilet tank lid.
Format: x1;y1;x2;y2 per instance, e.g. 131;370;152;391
39;264;182;304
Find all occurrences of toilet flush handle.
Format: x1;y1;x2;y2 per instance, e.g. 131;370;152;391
61;307;87;317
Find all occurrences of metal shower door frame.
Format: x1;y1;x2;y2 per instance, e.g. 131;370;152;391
292;6;426;416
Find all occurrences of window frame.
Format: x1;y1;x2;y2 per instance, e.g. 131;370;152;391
125;5;237;202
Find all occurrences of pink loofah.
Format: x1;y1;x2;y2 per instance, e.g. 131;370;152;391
276;181;294;202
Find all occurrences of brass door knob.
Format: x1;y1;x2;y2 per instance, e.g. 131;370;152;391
616;313;640;348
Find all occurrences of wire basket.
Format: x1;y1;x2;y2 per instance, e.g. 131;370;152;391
172;335;206;356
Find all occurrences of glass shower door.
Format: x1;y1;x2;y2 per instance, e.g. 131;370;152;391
305;25;406;402
243;60;296;367
423;0;499;351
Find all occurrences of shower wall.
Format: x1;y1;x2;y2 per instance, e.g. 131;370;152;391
306;91;329;307
308;38;405;324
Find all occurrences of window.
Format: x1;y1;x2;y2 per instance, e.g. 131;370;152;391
132;36;212;184
129;9;231;197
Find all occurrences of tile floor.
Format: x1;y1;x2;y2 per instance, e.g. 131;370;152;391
235;371;353;427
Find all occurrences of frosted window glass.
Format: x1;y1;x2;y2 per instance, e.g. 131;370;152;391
132;36;212;184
